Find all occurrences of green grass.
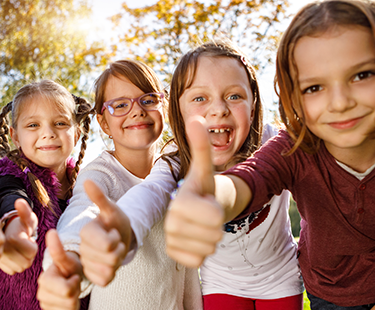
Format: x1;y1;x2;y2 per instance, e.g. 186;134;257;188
303;291;311;310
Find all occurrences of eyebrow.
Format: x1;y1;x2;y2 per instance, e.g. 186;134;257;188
186;84;247;91
299;58;375;85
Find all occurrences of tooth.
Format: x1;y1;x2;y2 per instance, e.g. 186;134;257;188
226;129;230;132
214;129;220;133
220;129;225;133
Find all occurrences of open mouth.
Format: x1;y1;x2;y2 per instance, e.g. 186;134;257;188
208;128;233;147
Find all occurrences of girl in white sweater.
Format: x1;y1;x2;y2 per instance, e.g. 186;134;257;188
37;60;202;309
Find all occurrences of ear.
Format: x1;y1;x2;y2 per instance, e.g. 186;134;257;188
96;114;111;136
9;127;20;148
250;106;255;122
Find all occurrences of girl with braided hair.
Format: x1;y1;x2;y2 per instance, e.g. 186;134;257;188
0;79;92;310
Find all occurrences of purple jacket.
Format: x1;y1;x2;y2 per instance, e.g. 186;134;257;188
0;156;73;310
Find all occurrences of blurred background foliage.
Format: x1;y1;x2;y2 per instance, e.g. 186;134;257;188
0;0;113;104
111;0;290;83
0;0;290;106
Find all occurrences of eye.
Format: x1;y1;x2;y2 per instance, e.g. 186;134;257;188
115;103;128;109
227;94;241;100
113;100;130;110
302;85;322;94
27;123;38;128
193;96;206;102
353;71;374;82
56;121;68;126
140;94;160;106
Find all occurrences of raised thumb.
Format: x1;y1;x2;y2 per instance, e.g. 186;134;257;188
15;198;38;238
46;229;76;278
185;116;215;196
83;180;117;228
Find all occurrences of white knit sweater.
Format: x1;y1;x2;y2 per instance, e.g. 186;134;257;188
43;151;203;310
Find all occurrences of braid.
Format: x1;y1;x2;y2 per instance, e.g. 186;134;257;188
68;95;93;198
0;102;13;157
7;149;55;213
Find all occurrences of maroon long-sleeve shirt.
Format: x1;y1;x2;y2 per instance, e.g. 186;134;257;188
225;130;375;307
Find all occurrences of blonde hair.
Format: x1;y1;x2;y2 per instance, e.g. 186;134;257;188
276;0;375;154
0;80;93;211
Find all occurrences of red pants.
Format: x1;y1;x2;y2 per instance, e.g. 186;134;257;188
203;293;303;310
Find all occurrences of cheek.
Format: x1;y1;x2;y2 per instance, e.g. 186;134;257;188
233;105;252;145
181;105;207;123
153;110;164;135
302;99;320;124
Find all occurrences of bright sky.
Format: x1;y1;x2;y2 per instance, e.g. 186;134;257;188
80;0;313;166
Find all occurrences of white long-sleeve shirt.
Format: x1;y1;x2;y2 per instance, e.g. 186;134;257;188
43;150;202;310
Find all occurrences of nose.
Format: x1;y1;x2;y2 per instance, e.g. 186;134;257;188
209;98;229;117
328;85;356;113
42;125;56;139
129;100;146;118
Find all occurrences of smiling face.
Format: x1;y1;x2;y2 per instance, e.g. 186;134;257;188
97;75;164;155
10;96;76;174
295;26;375;166
179;56;254;171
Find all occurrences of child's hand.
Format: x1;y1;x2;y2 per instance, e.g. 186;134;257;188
164;116;224;268
80;180;131;286
37;229;82;310
0;198;38;274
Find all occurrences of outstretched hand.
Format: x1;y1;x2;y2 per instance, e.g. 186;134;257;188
164;116;224;268
80;180;132;286
37;229;82;310
0;199;38;274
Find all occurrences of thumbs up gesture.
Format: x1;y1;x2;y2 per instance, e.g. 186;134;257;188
37;229;82;310
164;116;225;268
0;198;38;274
79;180;132;286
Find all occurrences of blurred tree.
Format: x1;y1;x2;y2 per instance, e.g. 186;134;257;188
0;0;114;106
111;0;290;83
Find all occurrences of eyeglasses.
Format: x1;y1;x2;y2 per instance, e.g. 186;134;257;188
101;92;164;117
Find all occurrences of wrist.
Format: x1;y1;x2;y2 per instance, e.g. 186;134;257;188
0;210;19;232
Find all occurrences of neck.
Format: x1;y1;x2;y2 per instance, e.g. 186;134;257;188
325;141;375;173
112;146;156;179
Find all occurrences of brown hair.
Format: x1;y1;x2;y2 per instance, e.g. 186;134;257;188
165;39;263;180
276;0;375;154
0;80;93;211
93;59;167;116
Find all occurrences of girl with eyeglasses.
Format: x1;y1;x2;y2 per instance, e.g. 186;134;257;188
37;59;202;310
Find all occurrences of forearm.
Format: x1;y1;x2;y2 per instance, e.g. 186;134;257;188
214;174;252;223
118;157;179;248
0;175;33;218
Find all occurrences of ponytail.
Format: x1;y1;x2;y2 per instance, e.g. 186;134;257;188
67;95;94;198
0;102;13;157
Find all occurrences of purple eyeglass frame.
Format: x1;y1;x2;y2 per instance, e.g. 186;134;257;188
101;92;164;116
